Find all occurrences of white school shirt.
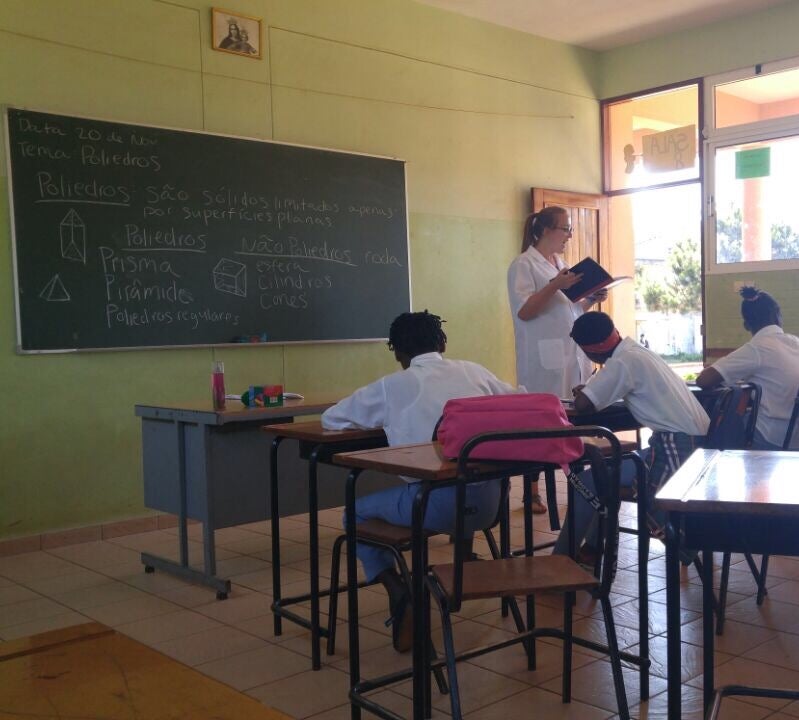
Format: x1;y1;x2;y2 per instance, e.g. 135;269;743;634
711;325;799;448
507;246;592;399
321;353;519;467
580;337;709;436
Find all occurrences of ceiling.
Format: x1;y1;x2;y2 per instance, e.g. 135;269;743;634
416;0;791;51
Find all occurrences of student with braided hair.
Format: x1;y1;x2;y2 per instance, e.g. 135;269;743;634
697;286;799;449
321;310;519;651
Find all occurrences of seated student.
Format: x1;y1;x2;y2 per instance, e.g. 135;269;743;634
321;310;519;651
696;286;799;450
553;311;709;560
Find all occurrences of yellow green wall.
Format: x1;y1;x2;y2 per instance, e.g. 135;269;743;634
0;0;601;538
598;0;799;100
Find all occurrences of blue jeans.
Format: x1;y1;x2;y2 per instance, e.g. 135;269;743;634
347;479;503;581
553;458;638;555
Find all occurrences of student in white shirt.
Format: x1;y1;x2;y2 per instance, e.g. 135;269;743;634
507;207;606;514
321;311;518;651
553;311;709;560
697;286;799;450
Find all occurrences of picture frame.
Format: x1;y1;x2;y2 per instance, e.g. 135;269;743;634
211;8;262;59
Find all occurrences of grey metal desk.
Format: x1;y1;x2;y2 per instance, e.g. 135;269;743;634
135;398;336;598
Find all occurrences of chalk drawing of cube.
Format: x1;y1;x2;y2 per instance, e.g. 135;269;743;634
213;258;247;297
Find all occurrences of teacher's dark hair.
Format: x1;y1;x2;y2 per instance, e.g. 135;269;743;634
388;310;447;357
739;286;782;332
521;206;568;252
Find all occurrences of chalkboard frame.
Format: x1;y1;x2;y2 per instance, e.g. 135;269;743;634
4;105;412;354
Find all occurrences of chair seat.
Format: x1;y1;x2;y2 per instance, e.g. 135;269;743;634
431;554;598;601
354;519;437;546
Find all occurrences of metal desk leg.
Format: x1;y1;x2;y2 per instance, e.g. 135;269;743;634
702;547;716;715
411;484;431;720
141;420;230;598
665;518;682;720
634;455;649;700
308;447;322;670
270;435;285;636
523;474;536;671
345;469;362;720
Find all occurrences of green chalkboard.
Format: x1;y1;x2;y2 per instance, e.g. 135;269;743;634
5;108;410;352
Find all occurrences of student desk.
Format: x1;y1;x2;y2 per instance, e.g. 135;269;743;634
266;420;388;671
657;449;799;720
0;622;291;719
333;441;516;720
135;397;336;598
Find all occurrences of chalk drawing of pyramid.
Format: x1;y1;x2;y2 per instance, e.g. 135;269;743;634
39;274;71;302
60;209;87;263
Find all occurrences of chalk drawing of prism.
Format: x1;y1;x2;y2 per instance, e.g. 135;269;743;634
60;209;87;263
213;258;247;297
40;274;71;302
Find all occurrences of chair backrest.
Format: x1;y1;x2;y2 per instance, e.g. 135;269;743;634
784;391;799;450
703;383;761;450
441;426;621;612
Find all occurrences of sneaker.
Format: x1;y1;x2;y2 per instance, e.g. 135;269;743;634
530;493;547;515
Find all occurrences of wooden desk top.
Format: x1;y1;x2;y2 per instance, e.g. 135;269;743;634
333;441;514;482
655;449;799;517
0;622;292;719
135;396;338;425
264;420;386;444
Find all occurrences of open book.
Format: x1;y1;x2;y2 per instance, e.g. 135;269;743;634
560;257;631;302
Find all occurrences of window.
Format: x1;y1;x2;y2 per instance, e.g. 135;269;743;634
705;57;799;273
602;82;703;372
604;85;700;192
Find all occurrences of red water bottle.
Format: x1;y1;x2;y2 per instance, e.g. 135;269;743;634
211;360;226;410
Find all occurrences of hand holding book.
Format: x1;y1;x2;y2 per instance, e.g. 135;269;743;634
549;268;584;291
559;257;631;303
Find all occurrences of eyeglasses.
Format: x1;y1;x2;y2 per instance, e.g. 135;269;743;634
555;225;573;234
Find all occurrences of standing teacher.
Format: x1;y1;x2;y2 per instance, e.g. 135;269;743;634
507;206;605;513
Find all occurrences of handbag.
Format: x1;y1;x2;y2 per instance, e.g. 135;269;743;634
436;393;584;466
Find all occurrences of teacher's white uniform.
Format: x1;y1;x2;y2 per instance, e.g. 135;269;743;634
507;246;592;398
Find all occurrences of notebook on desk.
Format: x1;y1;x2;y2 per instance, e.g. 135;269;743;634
561;257;631;302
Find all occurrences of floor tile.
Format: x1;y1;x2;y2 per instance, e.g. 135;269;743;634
153;625;267;666
196;642;311;691
247;665;352;718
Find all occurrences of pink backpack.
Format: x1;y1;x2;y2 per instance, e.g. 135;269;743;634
436;393;584;465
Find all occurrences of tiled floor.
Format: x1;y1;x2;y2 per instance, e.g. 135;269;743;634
1;479;798;719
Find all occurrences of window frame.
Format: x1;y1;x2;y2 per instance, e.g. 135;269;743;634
704;56;799;274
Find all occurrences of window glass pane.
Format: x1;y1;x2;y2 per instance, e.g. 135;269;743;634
610;184;703;365
714;135;799;263
715;67;799;129
604;85;699;192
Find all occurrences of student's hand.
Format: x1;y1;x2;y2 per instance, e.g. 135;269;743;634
572;384;585;397
550;269;582;290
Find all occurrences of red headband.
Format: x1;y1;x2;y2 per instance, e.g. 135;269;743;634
578;328;621;354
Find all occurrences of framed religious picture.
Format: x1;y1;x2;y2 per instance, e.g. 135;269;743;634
211;8;262;59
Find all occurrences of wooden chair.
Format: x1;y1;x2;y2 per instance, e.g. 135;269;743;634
426;426;643;720
324;477;524;659
326;416;525;660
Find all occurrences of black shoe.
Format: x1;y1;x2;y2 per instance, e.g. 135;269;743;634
379;569;413;653
385;591;413;653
